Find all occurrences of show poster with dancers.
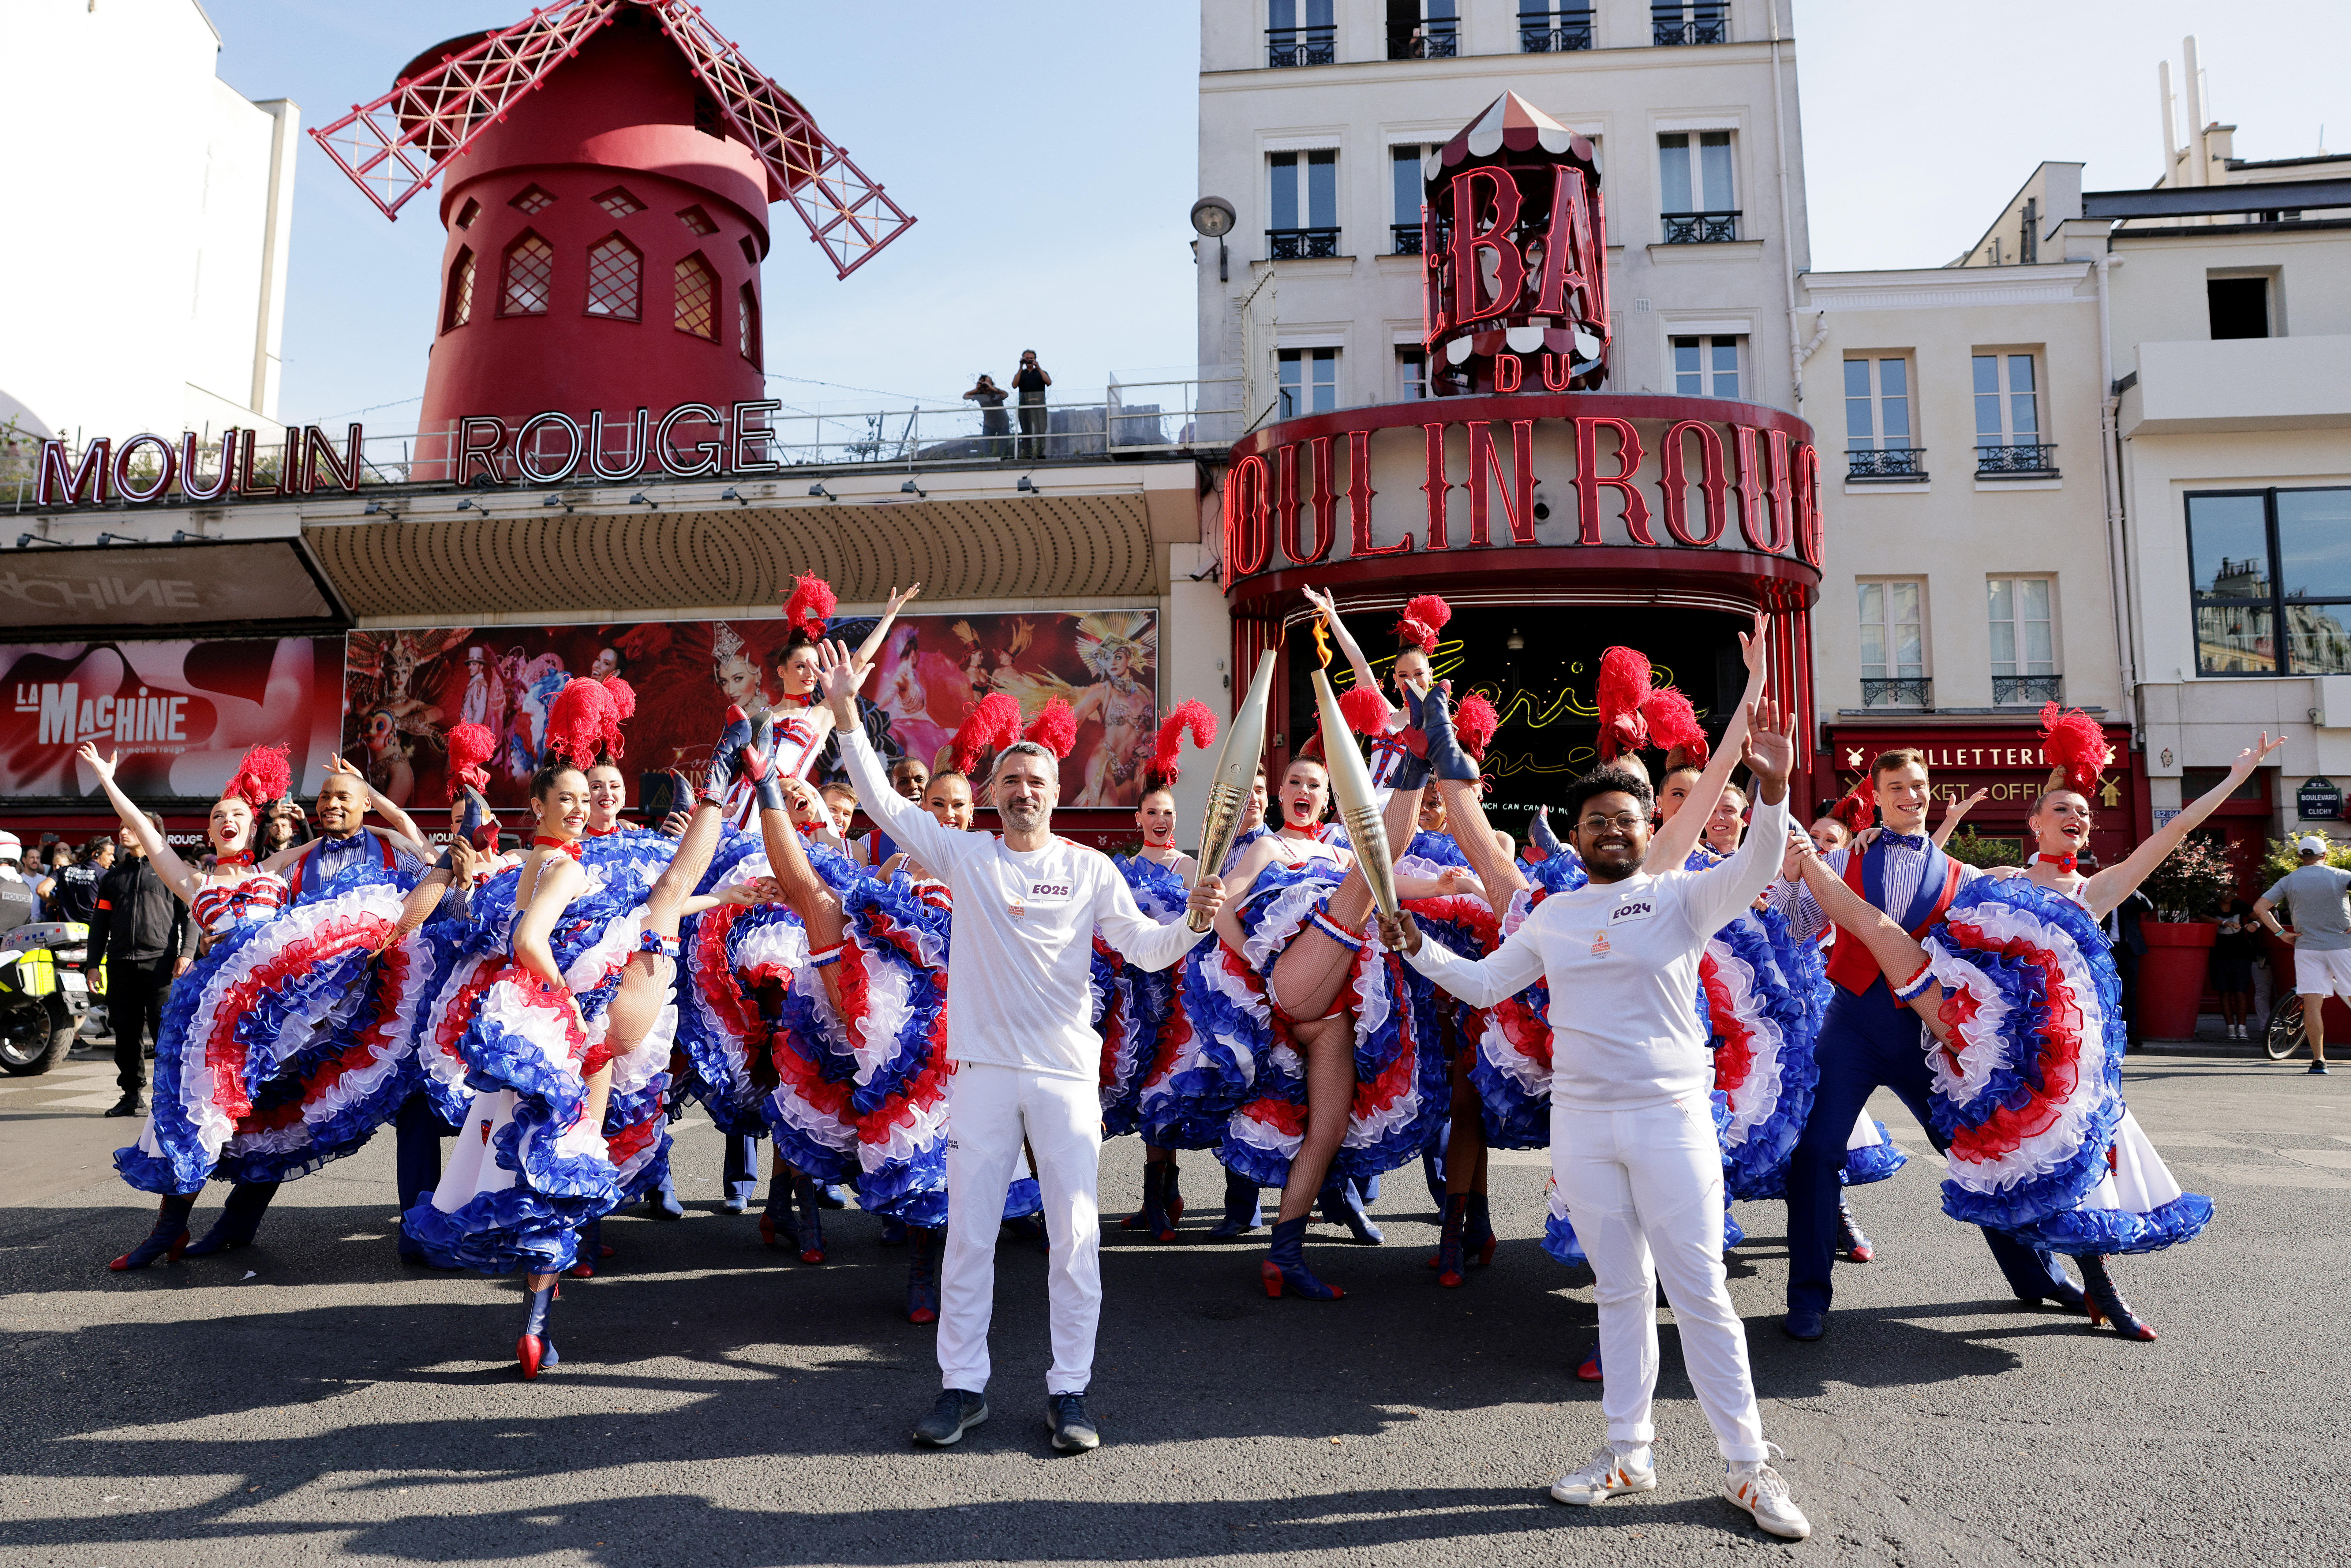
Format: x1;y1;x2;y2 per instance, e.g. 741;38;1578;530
0;636;347;801
342;610;1161;810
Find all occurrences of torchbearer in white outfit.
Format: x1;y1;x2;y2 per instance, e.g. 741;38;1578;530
1379;699;1812;1543
814;640;1225;1454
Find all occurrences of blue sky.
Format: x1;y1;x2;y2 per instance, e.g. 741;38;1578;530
204;0;2350;430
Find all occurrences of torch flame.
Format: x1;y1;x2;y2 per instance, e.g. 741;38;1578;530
1312;614;1333;669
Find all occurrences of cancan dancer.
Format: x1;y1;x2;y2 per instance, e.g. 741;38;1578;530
1379;700;1813;1542
814;637;1225;1454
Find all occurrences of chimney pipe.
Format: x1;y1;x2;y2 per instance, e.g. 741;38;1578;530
2182;36;2206;186
2158;59;2179;186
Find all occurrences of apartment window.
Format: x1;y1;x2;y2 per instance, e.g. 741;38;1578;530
2208;276;2270;339
1859;579;1928;708
1972;352;2053;473
1278;348;1338;418
1988;577;2059;703
1391;145;1431;254
1659;132;1737;241
739;284;762;366
1269;150;1339;259
499;232;554;316
1653;0;1728;46
673;253;718;339
2189;488;2351;676
1397;346;1428;402
1672;335;1741;399
1267;0;1335;67
1387;0;1458;59
1842;356;1921;479
1521;6;1595;51
443;247;474;332
583;235;642;320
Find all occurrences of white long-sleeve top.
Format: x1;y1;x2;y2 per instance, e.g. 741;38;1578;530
837;718;1207;1080
1403;793;1791;1110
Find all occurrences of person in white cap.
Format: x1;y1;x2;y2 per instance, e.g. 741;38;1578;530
2253;835;2351;1075
0;832;40;936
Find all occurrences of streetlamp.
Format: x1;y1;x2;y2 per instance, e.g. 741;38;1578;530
1191;196;1236;283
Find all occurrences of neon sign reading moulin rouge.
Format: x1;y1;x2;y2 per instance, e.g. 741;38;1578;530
29;402;791;508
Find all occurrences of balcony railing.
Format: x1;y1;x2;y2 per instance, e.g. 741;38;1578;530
1388;24;1458;59
1519;9;1594;50
1265;25;1335;67
1846;447;1926;481
1662;210;1741;244
1975;442;2059;476
1390;222;1424;255
1267;227;1342;260
1653;10;1728;45
1860;677;1933;710
1993;674;2064;706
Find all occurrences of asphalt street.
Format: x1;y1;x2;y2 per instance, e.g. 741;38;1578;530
1;1047;2345;1567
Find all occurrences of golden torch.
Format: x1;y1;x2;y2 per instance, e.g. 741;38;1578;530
1309;619;1401;919
1186;648;1277;932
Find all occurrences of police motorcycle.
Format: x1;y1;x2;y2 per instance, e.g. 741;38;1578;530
0;922;92;1076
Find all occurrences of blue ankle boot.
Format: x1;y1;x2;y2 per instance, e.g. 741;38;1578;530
184;1181;277;1257
517;1281;560;1379
1262;1216;1344;1300
110;1193;194;1272
1319;1179;1383;1244
1465;1190;1496;1266
906;1225;941;1324
1207;1168;1263;1238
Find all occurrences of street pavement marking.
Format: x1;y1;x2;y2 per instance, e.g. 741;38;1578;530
2279;1147;2351;1169
2146;1130;2244;1147
2179;1162;2351;1190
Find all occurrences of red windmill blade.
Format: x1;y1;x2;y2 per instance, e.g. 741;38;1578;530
308;0;914;280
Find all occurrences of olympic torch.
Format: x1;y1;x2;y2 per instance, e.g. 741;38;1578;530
1186;648;1276;932
1309;652;1401;921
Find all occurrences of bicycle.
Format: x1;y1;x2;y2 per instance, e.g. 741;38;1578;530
2264;994;2310;1061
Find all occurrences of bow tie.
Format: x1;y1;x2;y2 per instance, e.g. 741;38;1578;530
317;833;367;853
1881;832;1928;852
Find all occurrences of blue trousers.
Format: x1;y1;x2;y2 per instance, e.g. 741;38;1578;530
722;1129;762;1204
394;1090;450;1258
1787;988;2069;1316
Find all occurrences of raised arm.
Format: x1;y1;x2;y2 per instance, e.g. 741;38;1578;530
1931;787;1990;848
1302;584;1396;730
816;638;975;879
74;744;198;904
1645;610;1769;872
849;584;922;675
324;756;428;859
1683;698;1796;935
2083;733;2283;919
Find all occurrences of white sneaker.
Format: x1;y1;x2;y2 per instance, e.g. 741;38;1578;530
1549;1441;1657;1505
1724;1446;1810;1540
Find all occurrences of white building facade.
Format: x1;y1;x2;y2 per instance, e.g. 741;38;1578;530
0;0;297;453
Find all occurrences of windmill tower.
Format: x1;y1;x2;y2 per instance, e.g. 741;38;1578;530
312;0;913;471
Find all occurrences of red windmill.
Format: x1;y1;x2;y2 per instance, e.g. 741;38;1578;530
310;0;914;462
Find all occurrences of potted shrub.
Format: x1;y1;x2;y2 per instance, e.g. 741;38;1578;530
2132;834;2239;1038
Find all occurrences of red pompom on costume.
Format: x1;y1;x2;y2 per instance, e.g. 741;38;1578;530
1394;593;1451;653
1024;698;1079;759
223;743;291;808
444;724;497;798
543;679;628;770
784;573;839;642
952;692;1023;775
1148;700;1219;787
2038;702;2112;794
1594;646;1654;762
1642;686;1709;770
1454;693;1500;761
1338;686;1391;738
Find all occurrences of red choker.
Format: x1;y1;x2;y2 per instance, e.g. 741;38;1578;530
532;834;582;859
214;851;253;867
586;824;618;837
2036;851;2077;874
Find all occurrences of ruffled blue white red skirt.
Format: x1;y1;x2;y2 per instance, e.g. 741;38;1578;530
1097;855;1189;1139
1703;907;1829;1200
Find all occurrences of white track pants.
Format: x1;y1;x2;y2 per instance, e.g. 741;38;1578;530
1552;1095;1769;1462
936;1062;1103;1397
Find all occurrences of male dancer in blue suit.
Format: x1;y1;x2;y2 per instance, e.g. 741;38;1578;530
1772;747;2083;1339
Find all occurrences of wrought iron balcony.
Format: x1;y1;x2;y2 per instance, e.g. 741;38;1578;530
1846;447;1926;481
1519;9;1595;50
1265;25;1336;68
1653;12;1729;45
1390;223;1424;256
1975;442;2059;476
1388;24;1458;59
1267;227;1342;261
1860;677;1933;710
1993;674;2064;706
1661;209;1741;244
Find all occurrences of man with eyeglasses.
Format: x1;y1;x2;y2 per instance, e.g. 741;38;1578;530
1377;700;1811;1542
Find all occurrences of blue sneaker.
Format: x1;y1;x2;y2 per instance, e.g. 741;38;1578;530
912;1389;988;1447
1783;1308;1826;1341
1047;1390;1099;1453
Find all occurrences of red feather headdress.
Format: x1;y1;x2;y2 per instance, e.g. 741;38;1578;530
1393;593;1451;653
444;723;496;800
222;743;290;808
952;691;1023;775
2038;702;2112;795
1594;646;1653;762
1642;686;1709;771
1148;699;1219;787
1827;777;1874;836
1024;698;1079;759
543;679;626;770
784;573;838;643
